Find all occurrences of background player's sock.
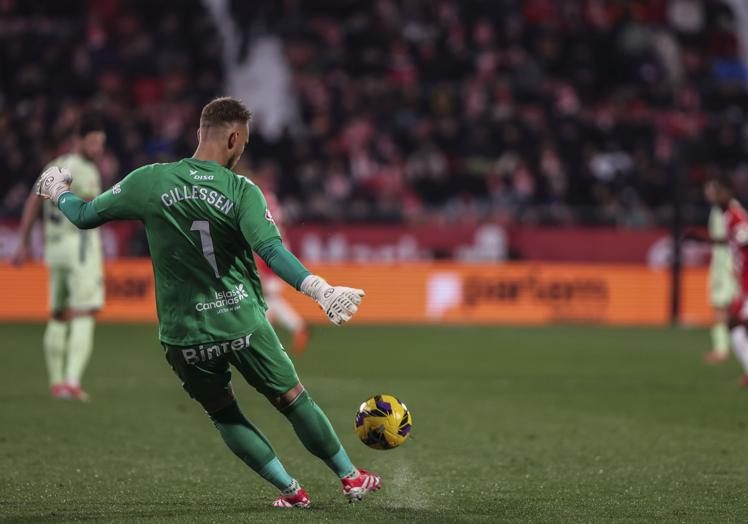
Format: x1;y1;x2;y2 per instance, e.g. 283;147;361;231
280;390;356;478
65;315;95;386
712;322;730;356
210;401;294;490
43;320;68;386
730;326;748;372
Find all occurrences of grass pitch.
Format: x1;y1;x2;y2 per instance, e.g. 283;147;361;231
1;323;747;523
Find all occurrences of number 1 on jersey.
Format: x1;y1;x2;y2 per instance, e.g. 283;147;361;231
190;220;220;278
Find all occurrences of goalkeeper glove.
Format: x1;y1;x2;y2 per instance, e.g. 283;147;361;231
300;275;365;325
35;166;72;205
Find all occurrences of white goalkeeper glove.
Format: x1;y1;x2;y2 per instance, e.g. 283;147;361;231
35;166;72;205
300;275;365;325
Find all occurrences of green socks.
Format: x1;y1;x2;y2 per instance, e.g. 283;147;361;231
43;320;67;385
281;390;356;478
210;401;294;491
66;316;95;386
712;322;730;356
325;447;357;479
258;458;295;492
208;393;355;490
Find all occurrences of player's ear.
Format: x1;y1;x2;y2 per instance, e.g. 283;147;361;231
196;128;201;144
228;131;238;150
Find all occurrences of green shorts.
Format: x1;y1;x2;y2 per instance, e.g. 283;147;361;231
163;318;299;412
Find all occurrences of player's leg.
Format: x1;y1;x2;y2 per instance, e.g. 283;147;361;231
707;305;731;363
706;274;735;363
272;384;381;501
45;267;70;398
163;343;308;507
264;277;309;354
63;261;105;400
230;320;380;501
728;298;748;385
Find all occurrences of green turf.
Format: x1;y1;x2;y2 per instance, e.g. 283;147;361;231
1;324;748;523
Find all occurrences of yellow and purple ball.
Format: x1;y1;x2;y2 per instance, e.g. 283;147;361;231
354;394;413;450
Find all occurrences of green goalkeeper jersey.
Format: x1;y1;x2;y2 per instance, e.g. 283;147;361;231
92;158;281;345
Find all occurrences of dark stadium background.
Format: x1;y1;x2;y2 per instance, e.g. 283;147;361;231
2;0;747;321
2;1;748;522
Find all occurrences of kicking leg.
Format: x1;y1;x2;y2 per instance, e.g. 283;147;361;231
270;384;381;502
270;384;354;477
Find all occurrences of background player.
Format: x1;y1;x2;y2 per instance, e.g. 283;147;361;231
11;117;106;401
250;164;309;354
704;181;738;364
702;176;748;385
35;97;379;507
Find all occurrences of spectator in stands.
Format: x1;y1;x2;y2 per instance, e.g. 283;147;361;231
2;0;748;234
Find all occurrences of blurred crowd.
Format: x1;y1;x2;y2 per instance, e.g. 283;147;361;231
2;0;748;227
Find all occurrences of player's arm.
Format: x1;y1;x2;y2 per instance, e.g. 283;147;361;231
239;183;364;325
36;165;151;228
11;189;44;265
255;238;310;289
58;193;108;229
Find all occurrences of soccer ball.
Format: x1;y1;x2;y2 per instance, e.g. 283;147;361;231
354;394;413;450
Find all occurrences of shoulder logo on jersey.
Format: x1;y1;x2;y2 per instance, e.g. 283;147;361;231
265;208;275;224
191;169;214;181
112;183;122;195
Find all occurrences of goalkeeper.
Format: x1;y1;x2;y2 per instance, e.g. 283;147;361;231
35;97;380;508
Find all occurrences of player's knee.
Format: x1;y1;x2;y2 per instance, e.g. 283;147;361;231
208;399;244;425
268;383;305;411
